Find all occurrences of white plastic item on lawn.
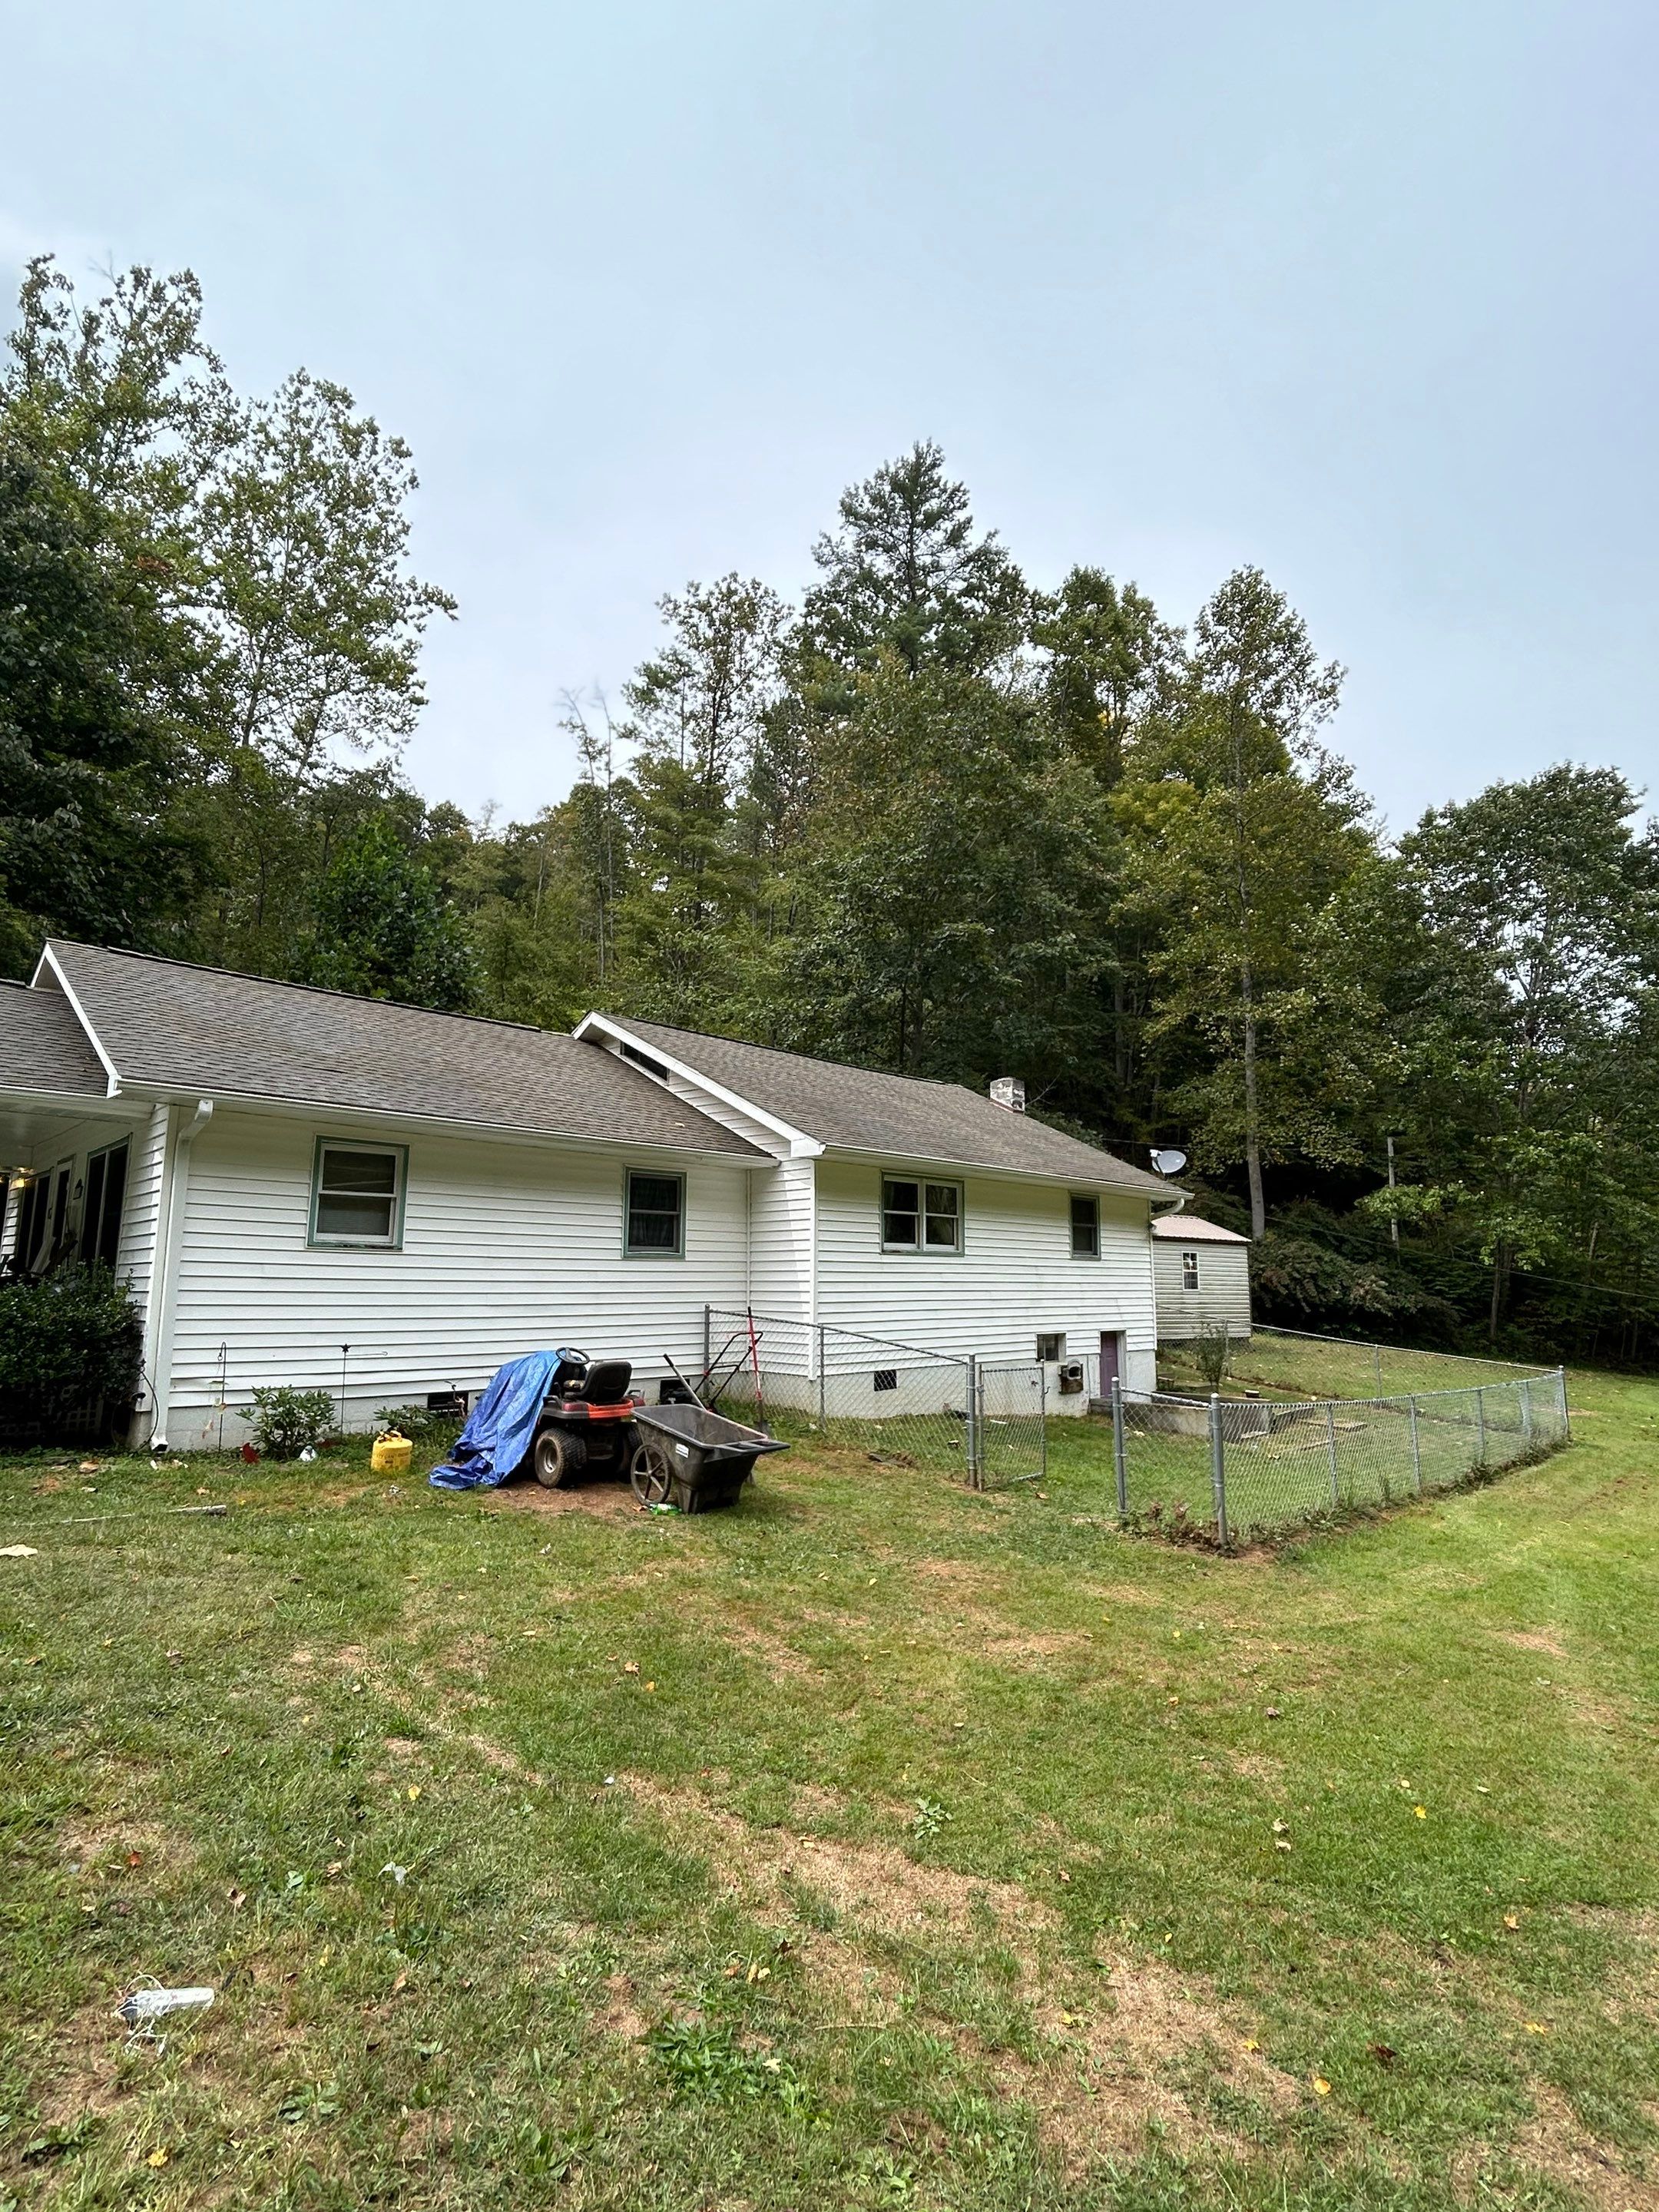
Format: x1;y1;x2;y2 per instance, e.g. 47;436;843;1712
117;1986;215;2025
0;1544;38;1558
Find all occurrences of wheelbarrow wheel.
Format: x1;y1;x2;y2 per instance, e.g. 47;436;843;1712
533;1427;586;1488
631;1438;674;1507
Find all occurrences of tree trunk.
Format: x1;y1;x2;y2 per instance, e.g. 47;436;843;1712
1241;959;1265;1240
1488;1240;1508;1344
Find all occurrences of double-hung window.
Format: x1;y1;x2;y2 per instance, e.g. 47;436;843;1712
310;1141;406;1247
1069;1194;1100;1258
1181;1250;1200;1291
880;1176;962;1254
625;1170;684;1257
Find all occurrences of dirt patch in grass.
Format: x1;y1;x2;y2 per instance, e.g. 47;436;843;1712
1454;2081;1659;2212
594;1969;653;2041
723;1617;824;1684
1497;1628;1571;1660
58;1819;195;1876
483;1478;644;1524
621;1772;1054;1945
991;1955;1302;2169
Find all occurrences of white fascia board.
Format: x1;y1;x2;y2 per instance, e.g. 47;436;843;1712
112;1083;775;1167
31;947;123;1097
574;1013;823;1158
0;1085;147;1119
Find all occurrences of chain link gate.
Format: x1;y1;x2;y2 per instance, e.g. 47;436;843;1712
702;1309;1045;1488
973;1359;1047;1488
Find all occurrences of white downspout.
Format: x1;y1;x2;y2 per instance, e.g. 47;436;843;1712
145;1099;214;1452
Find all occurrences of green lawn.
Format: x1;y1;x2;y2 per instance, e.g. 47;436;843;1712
3;1370;1657;2210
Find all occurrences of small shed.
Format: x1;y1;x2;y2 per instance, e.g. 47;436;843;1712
1152;1215;1252;1341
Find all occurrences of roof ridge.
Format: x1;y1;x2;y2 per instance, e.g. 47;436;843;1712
615;1015;970;1094
48;940;556;1041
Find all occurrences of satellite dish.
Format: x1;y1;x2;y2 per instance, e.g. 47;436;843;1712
1149;1147;1188;1177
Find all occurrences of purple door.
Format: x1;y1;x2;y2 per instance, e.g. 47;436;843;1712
1098;1332;1122;1391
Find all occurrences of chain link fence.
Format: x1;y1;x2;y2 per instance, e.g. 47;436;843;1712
701;1307;1045;1488
1108;1366;1569;1545
1157;1323;1549;1401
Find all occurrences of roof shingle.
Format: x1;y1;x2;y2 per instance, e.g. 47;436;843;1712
0;980;110;1096
39;944;764;1159
601;1015;1179;1195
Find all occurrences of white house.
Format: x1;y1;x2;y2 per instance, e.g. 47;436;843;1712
1151;1215;1252;1341
0;943;1185;1448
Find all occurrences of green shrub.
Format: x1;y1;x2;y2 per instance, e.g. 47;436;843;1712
247;1386;336;1459
0;1265;142;1404
374;1402;442;1440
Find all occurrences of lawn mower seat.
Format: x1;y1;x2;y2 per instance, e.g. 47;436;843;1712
567;1358;633;1406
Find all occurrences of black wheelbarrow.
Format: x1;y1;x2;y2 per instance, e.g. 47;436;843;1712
630;1402;788;1512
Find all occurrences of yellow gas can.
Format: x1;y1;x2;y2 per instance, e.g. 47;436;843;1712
371;1431;413;1475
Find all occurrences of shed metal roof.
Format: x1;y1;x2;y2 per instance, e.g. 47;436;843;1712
600;1015;1180;1196
35;943;766;1159
1153;1215;1250;1243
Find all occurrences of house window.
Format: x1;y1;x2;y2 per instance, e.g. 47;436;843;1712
15;1175;50;1269
78;1141;130;1269
1036;1333;1065;1363
881;1177;962;1253
1070;1194;1100;1258
310;1141;406;1247
1181;1250;1200;1291
625;1169;684;1257
873;1369;898;1392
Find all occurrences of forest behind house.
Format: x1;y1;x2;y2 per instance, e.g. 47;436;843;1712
4;260;1656;1366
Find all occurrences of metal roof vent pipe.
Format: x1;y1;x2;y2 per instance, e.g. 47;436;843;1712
989;1076;1026;1112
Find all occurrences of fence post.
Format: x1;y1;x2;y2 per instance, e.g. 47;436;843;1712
1373;1340;1384;1391
1037;1362;1048;1483
1209;1394;1230;1549
816;1325;827;1432
1520;1377;1533;1450
1558;1366;1570;1442
1324;1402;1340;1508
1111;1376;1128;1519
1475;1386;1487;1465
1409;1396;1423;1494
966;1356;979;1489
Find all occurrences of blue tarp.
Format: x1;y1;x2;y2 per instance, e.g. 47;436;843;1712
429;1349;573;1490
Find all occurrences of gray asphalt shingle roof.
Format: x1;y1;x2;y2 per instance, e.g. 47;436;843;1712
604;1015;1179;1196
0;980;110;1096
37;943;765;1159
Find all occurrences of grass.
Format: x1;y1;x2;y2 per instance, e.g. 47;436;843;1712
2;1369;1657;2209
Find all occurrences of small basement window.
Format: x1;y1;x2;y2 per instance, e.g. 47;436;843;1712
1036;1333;1065;1363
1181;1250;1200;1291
625;1169;684;1257
310;1141;406;1247
873;1368;898;1392
881;1176;962;1253
1070;1193;1099;1258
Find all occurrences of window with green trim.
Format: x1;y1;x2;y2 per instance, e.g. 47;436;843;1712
625;1170;684;1257
309;1141;406;1247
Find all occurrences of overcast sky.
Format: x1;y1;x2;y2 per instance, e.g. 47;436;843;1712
4;0;1654;836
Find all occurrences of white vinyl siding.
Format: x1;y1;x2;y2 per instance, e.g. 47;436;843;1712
748;1154;816;1322
813;1155;1157;1392
161;1110;750;1445
1152;1239;1252;1339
